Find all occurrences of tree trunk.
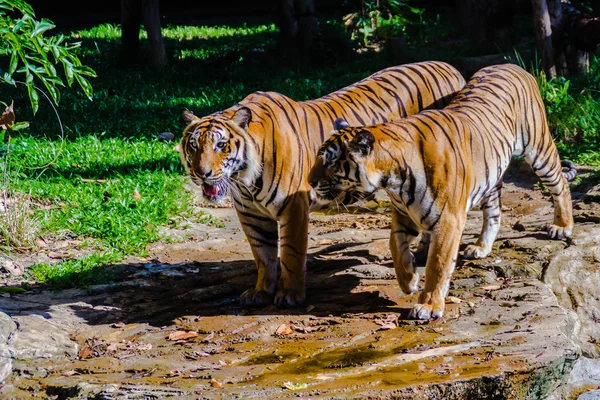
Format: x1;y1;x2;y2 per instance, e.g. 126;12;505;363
458;0;499;44
531;0;556;78
548;0;568;76
121;0;142;66
278;0;317;62
142;0;166;67
279;0;298;49
294;0;318;57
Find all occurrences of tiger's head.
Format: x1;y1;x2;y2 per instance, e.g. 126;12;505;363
308;118;380;205
176;107;260;202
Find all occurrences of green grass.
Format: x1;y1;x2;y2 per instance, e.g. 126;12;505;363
2;20;393;288
2;16;600;289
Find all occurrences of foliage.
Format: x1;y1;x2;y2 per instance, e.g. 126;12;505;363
342;0;425;47
4;19;600;288
529;56;600;165
0;0;96;114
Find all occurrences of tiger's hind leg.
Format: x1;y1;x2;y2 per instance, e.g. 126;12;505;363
390;208;420;294
526;142;574;240
236;208;278;306
464;183;502;259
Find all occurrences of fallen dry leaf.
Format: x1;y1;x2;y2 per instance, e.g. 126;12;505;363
78;347;93;359
62;370;80;377
283;381;308;390
275;324;294;336
210;378;223;388
81;178;108;183
132;190;142;201
48;251;74;260
0;102;15;130
167;330;199;341
374;314;398;330
184;350;211;360
480;285;502;291
447;296;461;304
316;239;334;246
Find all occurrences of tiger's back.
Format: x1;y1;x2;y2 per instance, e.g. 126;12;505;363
233;61;466;209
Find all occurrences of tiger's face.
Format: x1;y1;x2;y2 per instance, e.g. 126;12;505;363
308;119;378;205
176;107;259;202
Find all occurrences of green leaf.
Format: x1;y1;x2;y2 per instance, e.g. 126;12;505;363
62;59;74;86
27;83;39;114
40;76;60;104
44;75;64;86
2;72;15;85
75;74;93;100
8;51;18;74
12;121;30;131
73;65;97;78
31;19;54;37
0;286;28;294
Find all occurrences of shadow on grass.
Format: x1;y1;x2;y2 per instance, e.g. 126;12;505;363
0;241;401;327
23;154;185;180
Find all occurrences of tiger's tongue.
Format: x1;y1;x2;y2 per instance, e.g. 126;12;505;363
203;184;220;197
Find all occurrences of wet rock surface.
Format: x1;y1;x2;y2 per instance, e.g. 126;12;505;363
0;165;599;399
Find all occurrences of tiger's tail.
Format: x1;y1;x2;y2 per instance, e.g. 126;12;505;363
561;160;577;182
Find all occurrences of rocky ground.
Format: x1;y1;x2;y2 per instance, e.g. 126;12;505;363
1;162;600;399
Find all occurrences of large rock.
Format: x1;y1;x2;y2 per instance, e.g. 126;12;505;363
8;314;78;360
550;357;600;399
542;224;600;357
579;390;600;400
0;311;16;383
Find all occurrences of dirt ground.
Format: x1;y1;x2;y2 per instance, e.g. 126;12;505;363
1;161;600;399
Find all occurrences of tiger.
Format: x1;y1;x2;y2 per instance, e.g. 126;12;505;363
308;63;575;319
177;61;466;308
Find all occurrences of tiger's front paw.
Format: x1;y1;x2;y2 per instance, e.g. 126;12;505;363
240;288;274;307
545;224;572;240
274;288;306;308
408;292;445;320
464;244;491;259
397;272;419;295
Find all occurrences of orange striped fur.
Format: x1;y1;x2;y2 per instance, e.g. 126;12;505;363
309;64;574;319
178;61;465;307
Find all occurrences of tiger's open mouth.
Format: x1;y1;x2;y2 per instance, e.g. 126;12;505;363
200;180;228;202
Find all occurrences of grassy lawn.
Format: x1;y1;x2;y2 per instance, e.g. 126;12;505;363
2;16;599;288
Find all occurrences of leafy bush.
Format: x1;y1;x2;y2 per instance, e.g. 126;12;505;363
343;0;424;47
0;0;96;114
527;55;600;164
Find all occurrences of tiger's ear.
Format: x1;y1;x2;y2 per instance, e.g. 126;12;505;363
182;109;198;125
333;118;350;130
231;107;252;131
348;130;375;157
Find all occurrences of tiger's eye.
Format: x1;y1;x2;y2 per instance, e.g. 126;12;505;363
215;142;226;150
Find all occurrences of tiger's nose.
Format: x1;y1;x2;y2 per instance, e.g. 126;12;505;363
308;174;318;188
199;169;213;179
